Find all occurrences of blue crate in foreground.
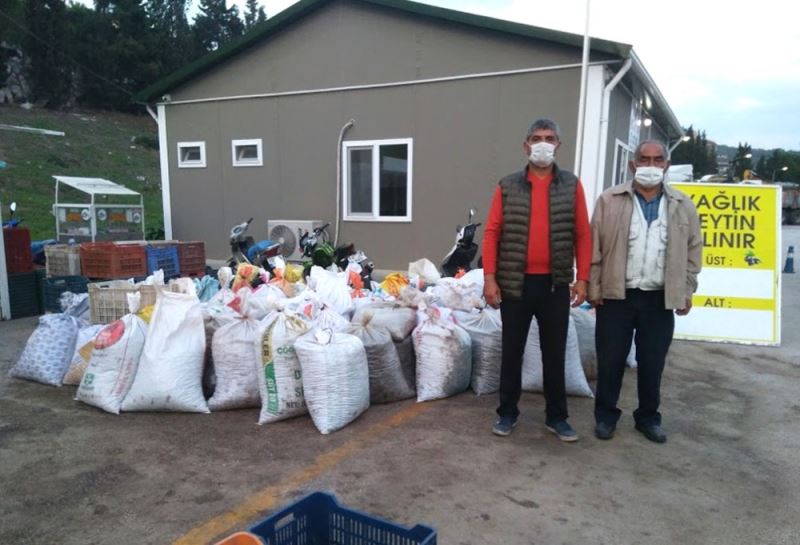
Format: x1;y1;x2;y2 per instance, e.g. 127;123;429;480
249;492;436;545
146;244;180;278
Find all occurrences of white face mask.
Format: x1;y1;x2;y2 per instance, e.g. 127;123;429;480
634;166;664;187
528;142;556;167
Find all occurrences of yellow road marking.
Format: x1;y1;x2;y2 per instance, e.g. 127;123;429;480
173;401;433;545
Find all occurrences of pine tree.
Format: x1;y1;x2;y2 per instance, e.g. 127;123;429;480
23;0;69;107
193;0;244;52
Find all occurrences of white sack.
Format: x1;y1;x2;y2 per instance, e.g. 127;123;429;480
255;309;310;424
351;305;417;342
121;290;208;412
394;335;417;394
295;328;370;434
522;318;594;397
76;294;148;414
408;258;442;286
569;308;597;381
346;317;415;403
412;309;472;402
207;290;262;411
453;307;502;395
428;277;483;311
10;314;80;386
62;324;104;385
316;304;350;332
308;266;353;317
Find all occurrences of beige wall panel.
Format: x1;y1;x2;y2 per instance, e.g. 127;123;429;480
171;1;594;102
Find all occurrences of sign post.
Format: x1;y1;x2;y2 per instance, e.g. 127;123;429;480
672;183;782;346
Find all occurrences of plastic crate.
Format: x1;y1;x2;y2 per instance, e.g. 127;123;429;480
45;244;82;277
249;492;436;545
177;241;206;277
34;267;47;314
146;244;180;278
88;281;160;324
44;275;89;313
8;271;40;319
3;227;33;273
80;242;147;279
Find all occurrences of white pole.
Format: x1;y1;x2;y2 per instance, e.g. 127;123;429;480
574;0;591;177
0;200;10;320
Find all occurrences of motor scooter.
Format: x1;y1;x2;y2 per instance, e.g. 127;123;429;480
441;208;481;277
227;218;282;273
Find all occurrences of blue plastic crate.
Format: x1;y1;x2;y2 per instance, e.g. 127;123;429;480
44;275;88;313
146;244;180;278
249;492;436;545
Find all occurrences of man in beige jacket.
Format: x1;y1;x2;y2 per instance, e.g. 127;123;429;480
589;140;702;443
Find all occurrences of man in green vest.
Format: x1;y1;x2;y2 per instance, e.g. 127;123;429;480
483;118;592;441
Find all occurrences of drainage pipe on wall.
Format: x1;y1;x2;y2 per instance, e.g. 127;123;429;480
594;58;632;200
335;119;355;247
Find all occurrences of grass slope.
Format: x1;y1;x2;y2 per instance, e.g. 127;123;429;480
0;105;162;241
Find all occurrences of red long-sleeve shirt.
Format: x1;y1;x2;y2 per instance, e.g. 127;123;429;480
482;169;592;282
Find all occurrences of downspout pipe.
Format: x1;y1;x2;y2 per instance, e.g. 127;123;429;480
573;0;591;176
594;58;632;200
144;104;158;123
335;119;355;247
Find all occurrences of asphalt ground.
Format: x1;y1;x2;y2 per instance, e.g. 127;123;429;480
1;226;798;545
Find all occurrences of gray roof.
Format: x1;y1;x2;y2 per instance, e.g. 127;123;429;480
135;0;632;103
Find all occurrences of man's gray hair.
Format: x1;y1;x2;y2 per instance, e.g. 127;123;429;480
634;139;670;161
525;118;561;141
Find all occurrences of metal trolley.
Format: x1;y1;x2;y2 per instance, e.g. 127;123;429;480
52;175;145;243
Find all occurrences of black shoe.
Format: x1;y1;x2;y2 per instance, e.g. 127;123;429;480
492;415;518;436
545;420;578;442
635;422;667;443
594;421;615;440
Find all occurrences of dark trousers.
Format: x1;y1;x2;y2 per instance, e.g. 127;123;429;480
594;289;674;427
497;274;569;424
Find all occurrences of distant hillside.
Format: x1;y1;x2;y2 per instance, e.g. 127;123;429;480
0;105;162;240
716;144;769;165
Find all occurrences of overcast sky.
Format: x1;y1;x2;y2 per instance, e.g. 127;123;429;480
164;0;800;150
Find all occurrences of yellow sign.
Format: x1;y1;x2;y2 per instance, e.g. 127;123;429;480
671;183;781;345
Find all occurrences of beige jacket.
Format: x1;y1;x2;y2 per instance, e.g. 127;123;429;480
589;181;703;309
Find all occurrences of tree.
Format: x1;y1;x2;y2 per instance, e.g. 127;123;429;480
244;0;266;30
146;0;195;76
193;0;244;53
669;126;718;178
732;142;753;180
23;0;69;107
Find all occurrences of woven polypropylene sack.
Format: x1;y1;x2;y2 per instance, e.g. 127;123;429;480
453;308;502;395
10;314;80;386
521;318;593;397
76;312;147;414
207;290;262;411
346;318;415;404
569;308;597;380
412;314;472;402
295;329;370;434
121;290;208;413
255;309;310;424
394;335;417;394
62;324;104;385
351;305;417;342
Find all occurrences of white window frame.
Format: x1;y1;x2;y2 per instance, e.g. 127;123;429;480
611;138;634;187
231;138;263;167
342;138;413;222
177;141;206;168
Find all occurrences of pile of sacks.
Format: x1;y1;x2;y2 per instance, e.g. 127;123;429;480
10;258;623;435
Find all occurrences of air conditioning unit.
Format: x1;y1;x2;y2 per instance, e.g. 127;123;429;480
267;219;326;261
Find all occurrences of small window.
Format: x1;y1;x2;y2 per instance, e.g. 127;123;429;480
342;138;412;222
232;138;263;167
177;141;206;168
